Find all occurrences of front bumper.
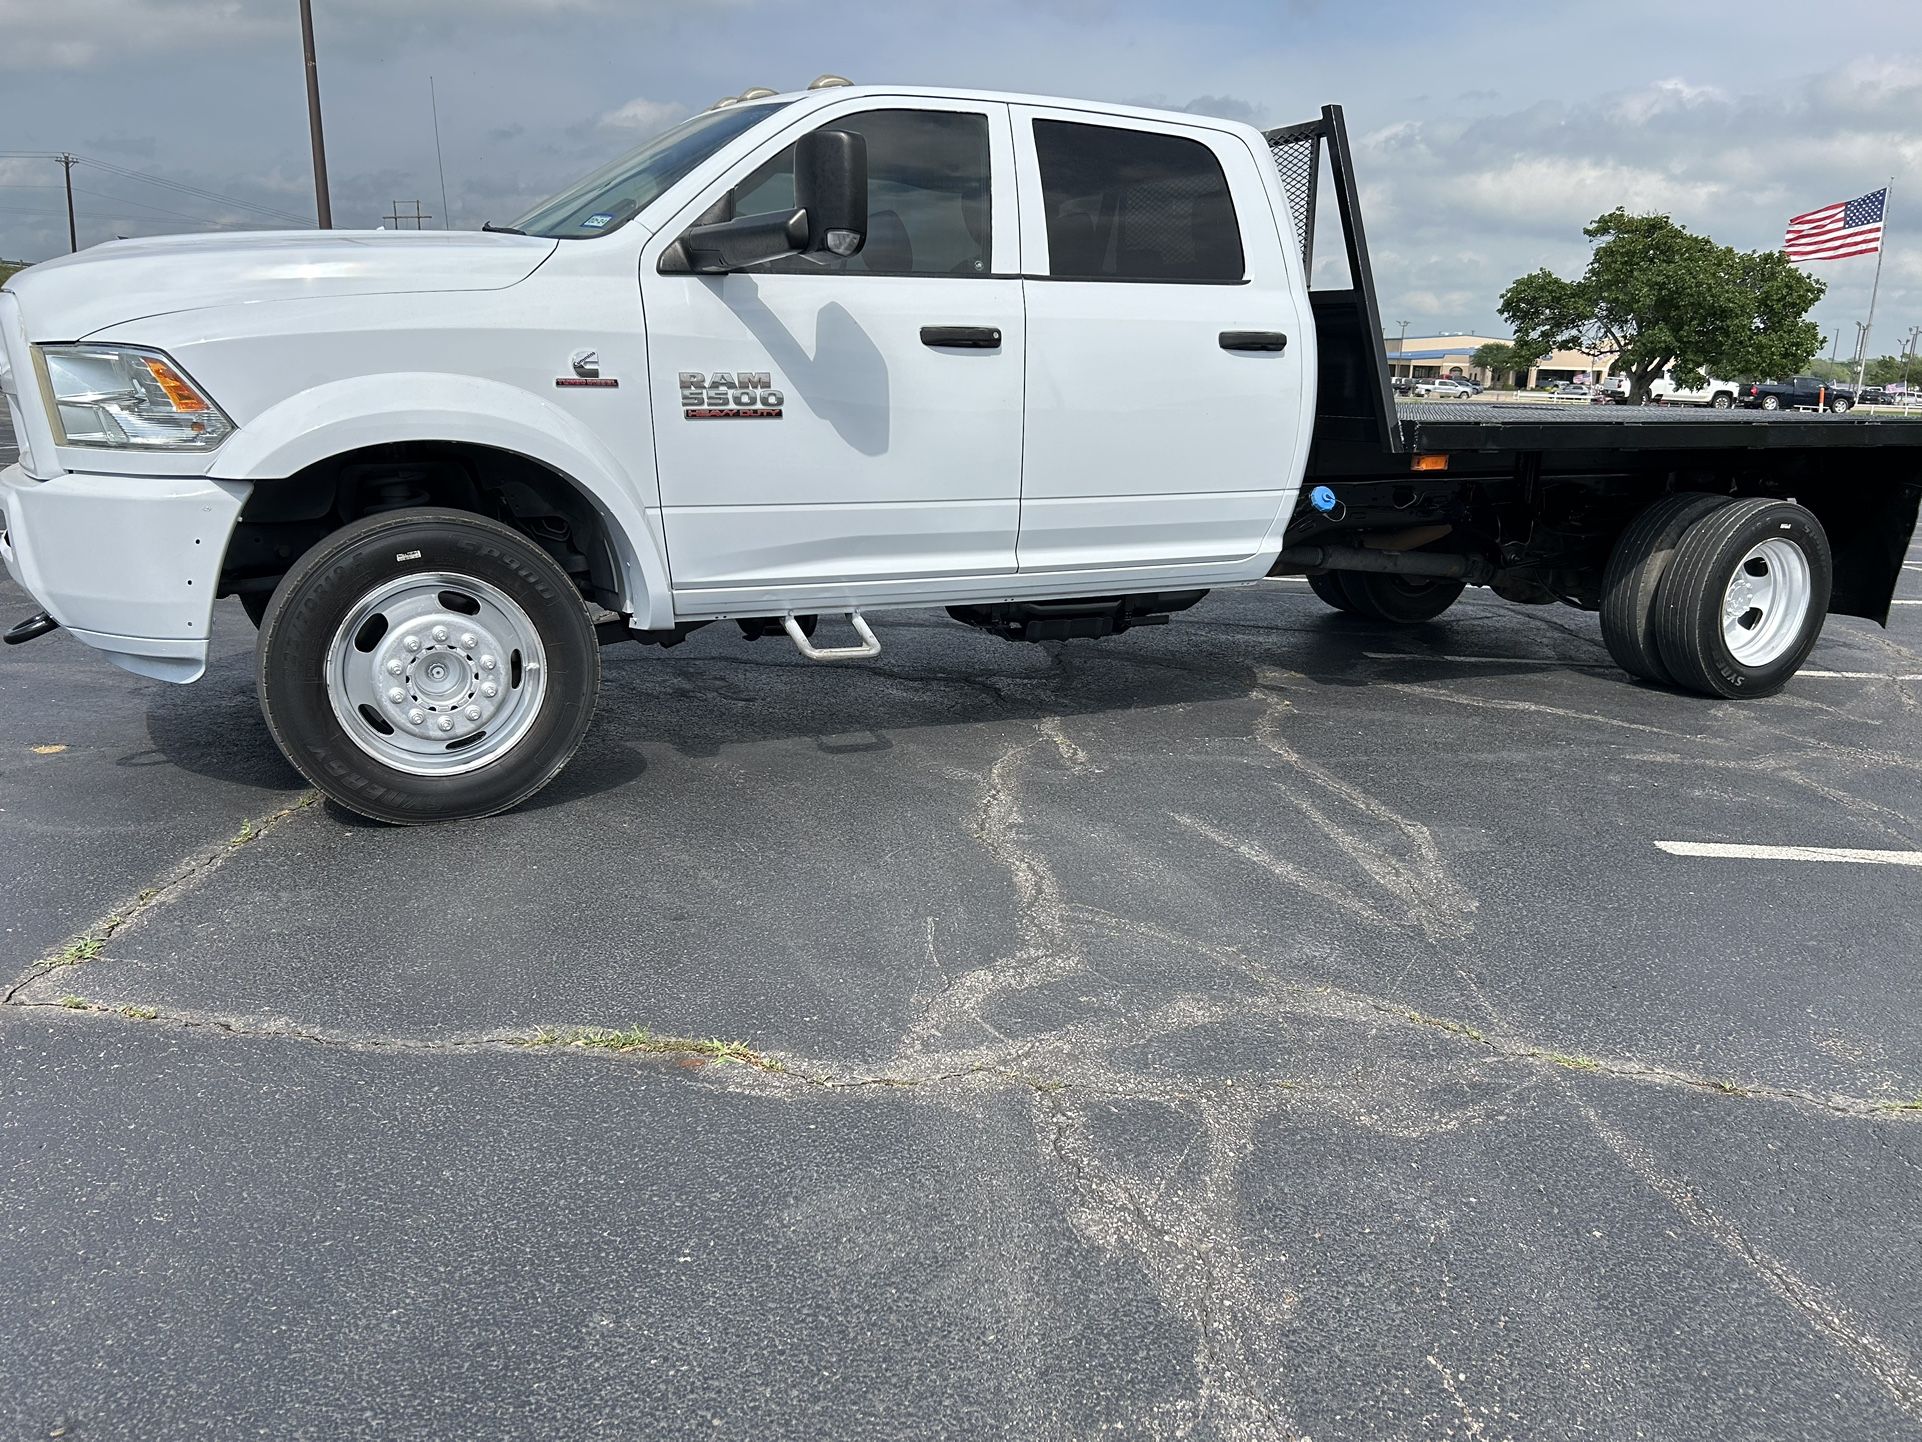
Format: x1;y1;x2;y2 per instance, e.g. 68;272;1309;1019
1;463;251;682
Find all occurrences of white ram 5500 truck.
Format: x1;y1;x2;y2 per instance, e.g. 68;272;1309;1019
4;89;1918;822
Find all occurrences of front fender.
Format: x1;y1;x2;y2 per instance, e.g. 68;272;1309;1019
206;373;672;629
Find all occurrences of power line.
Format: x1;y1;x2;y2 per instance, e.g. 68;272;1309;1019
0;152;314;227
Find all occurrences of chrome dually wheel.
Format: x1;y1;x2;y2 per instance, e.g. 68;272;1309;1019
1720;537;1812;668
327;573;547;775
258;508;600;824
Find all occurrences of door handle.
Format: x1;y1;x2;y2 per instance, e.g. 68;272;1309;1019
921;325;1002;349
1220;330;1288;352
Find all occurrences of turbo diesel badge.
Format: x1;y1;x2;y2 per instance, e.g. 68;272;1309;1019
681;371;785;420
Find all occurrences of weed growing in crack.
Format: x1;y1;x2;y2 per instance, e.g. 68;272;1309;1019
120;1005;160;1021
1536;1051;1600;1072
1406;1010;1485;1044
514;1026;786;1072
1876;1097;1922;1114
58;995;89;1010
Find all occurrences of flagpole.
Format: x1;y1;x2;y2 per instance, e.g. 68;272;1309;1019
1857;175;1894;392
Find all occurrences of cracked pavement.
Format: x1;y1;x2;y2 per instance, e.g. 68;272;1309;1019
4;419;1921;1438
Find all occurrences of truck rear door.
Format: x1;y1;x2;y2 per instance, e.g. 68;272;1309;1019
1010;107;1307;572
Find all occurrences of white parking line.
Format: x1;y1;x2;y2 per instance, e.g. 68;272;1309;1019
1656;841;1922;867
1363;652;1922;680
1799;669;1922;680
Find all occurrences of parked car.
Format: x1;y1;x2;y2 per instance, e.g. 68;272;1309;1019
1412;378;1475;398
1391;375;1413;395
1857;386;1894;405
1601;371;1741;408
1739;377;1855;413
1546;382;1593;399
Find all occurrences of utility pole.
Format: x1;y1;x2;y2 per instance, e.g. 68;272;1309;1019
1854;320;1871;382
298;0;332;228
60;153;77;252
1903;324;1922;395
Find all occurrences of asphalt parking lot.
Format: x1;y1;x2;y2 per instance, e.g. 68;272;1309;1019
5;417;1921;1439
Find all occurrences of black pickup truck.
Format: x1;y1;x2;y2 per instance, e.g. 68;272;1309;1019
1737;376;1856;412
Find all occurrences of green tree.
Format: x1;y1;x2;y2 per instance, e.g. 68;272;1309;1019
1470;341;1544;385
1499;209;1825;403
0;260;28;286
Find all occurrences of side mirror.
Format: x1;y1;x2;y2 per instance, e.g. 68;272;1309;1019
660;129;867;275
794;128;867;260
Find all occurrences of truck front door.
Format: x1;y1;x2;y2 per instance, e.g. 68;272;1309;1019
1010;107;1308;572
639;101;1023;611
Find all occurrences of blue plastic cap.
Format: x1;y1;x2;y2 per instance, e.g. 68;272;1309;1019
1309;485;1338;512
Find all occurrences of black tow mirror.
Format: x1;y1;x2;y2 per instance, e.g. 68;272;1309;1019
660;128;867;275
794;128;867;259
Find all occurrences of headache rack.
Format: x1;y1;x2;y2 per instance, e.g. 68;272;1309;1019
1263;106;1404;456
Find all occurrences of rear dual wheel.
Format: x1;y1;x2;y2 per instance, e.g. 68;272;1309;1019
1308;569;1465;622
257;509;601;824
1602;495;1831;698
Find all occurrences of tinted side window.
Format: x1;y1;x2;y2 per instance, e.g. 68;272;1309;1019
1033;119;1244;282
733;109;992;276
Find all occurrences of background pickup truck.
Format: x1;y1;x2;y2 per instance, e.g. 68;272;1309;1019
1739;376;1857;412
1602;372;1741;408
4;88;1919;822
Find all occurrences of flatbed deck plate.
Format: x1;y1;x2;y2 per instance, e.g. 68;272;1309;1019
1400;402;1922;453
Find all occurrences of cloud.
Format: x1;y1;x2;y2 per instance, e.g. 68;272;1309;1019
597;97;691;133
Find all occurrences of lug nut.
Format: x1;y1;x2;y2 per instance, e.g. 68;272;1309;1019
479;655;497;671
460;632;478;650
386;658;405;676
387;687;407;704
432;625;448;642
403;635;421;653
408;708;426;725
437;716;455;732
480;681;498;699
464;705;482;721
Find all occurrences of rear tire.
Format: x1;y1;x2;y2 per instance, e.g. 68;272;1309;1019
1307;571;1362;613
257;508;601;824
1337;571;1466;623
1653;499;1831;699
1760;394;1783;411
1599;492;1731;684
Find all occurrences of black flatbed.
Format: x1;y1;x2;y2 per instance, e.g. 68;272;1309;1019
1399;401;1922;454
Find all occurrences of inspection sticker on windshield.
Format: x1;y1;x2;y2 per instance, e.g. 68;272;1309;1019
580;213;614;230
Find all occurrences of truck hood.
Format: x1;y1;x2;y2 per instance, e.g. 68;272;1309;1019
3;229;559;340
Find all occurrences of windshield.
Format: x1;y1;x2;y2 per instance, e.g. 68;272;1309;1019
512;101;791;239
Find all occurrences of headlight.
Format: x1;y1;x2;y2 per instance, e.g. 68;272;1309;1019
36;344;233;451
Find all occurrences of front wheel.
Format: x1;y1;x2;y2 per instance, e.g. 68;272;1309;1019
1337;571;1466;623
1710;393;1734;410
1830;396;1853;413
1654;499;1831;698
257;509;601;824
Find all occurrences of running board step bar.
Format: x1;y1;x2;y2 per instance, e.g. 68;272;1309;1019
784;611;880;661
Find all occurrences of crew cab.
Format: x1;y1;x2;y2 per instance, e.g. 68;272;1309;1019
1602;371;1741;408
1740;376;1855;412
4;87;1920;823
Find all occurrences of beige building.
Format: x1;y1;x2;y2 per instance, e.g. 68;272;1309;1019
1385;334;1617;389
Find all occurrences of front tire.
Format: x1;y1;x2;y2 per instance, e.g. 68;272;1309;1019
1830;396;1853;413
257;509;601;824
1710;393;1734;410
1654;499;1831;699
1337;571;1466;623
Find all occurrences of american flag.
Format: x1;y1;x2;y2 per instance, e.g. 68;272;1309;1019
1783;188;1887;261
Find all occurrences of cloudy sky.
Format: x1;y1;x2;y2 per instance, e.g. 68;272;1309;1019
5;0;1922;352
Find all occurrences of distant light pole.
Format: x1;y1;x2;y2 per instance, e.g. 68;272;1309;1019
1903;325;1922;394
298;0;333;228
